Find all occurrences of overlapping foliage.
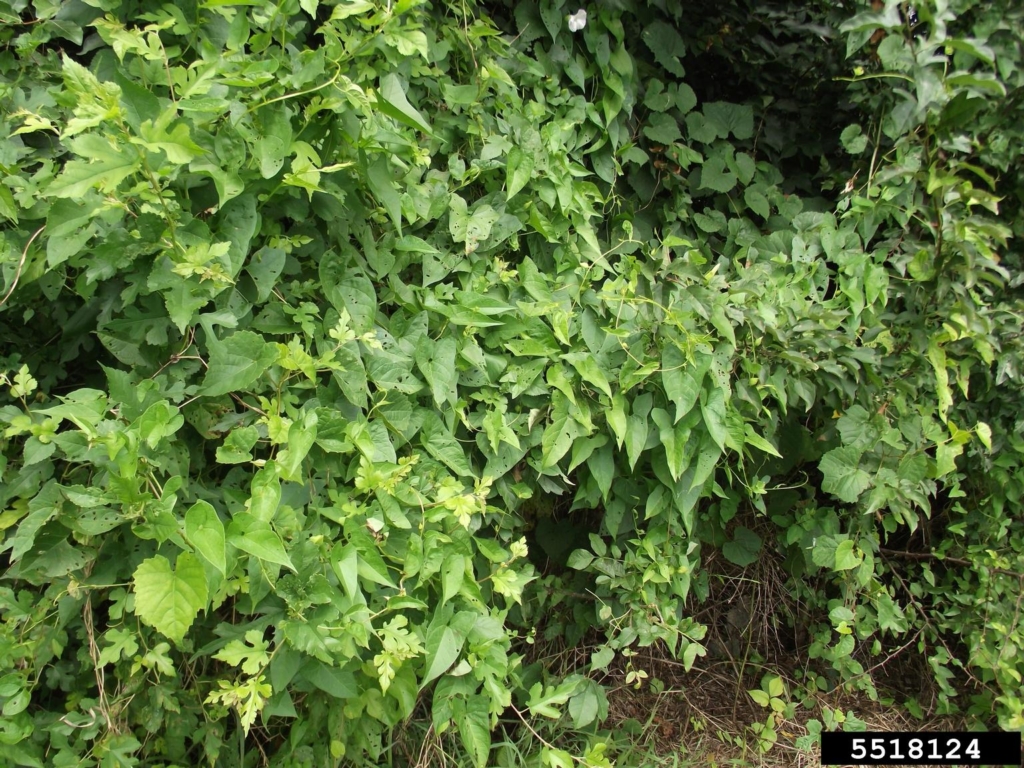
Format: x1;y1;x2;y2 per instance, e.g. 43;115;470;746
1;0;1022;765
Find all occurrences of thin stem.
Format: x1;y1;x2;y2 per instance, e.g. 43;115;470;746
0;225;45;309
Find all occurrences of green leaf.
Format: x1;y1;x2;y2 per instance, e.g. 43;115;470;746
744;186;770;219
820;447;872;503
277;413;317;482
589;443;615;500
541;395;582;469
934;441;963;478
662;347;709;422
321;259;377;333
563;352;612;398
703;102;754;140
722;526;762;567
811;535;840;568
643;112;682;144
366;154;404;236
421;412;473;477
137;400;184;449
566;549;594;570
185;501;228;576
133;553;208;644
841;124;868;154
927;340;953;422
163;281;212;334
642;20;686;76
506;147;534;200
256;104;293;179
247;463;281;522
568;679;605;728
689;429;721;491
245;248;286;303
700;386;728;451
377;73;432;135
457;695;491;768
214;193;259;279
201;331;281;396
833;539;861;570
329;0;374;18
743;425;782;458
48;135;140;198
699;154;737;193
527;679;578;719
227;513;295;571
836;405;877;449
442;553;464;606
216;425;260;464
876;592;908;633
975;421;992;451
134;114;204;164
416;336;458;407
422;624;466;688
749;689;770;707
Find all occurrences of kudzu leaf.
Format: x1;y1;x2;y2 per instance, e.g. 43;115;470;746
422;624;466;688
137;400;183;449
441;553;464;606
323;266;376;334
841;124;868;154
566;549;594;570
541;395;581;469
255;104;292;179
589;443;614;500
277;414;317;482
568;679;606;729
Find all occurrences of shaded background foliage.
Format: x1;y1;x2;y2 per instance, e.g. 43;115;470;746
1;0;1023;765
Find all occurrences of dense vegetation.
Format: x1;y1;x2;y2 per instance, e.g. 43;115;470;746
1;0;1023;765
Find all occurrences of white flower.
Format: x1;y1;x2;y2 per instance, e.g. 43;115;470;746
568;8;587;32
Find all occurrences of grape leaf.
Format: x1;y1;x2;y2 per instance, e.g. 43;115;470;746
133;553;208;645
201;331;281;396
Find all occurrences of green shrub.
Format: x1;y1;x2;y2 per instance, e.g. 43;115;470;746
1;0;1022;765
